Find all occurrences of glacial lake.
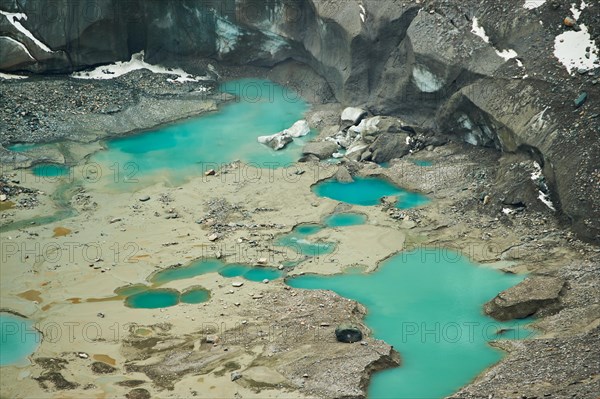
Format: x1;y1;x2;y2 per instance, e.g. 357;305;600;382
288;249;532;398
90;78;314;187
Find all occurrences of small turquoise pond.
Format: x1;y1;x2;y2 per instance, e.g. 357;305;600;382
91;79;313;186
313;177;428;208
31;164;71;178
324;213;367;227
150;258;284;285
8;143;39;152
123;259;283;308
411;159;433;167
276;223;335;259
0;313;41;366
219;264;283;282
287;249;532;398
124;289;180;309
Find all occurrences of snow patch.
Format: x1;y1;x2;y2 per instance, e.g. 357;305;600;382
554;24;599;74
471;18;519;63
531;161;556;211
72;51;210;84
523;0;546;9
0;10;53;52
502;208;516;215
359;4;366;23
471;18;490;43
496;48;518;60
412;65;444;92
0;72;27;80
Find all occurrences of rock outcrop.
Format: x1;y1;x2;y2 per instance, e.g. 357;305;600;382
302;141;338;160
484;276;566;321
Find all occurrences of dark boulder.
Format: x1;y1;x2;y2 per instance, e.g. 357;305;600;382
126;388;151;399
369;133;410;163
335;324;363;343
91;361;117;374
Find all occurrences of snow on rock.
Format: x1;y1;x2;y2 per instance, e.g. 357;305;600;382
569;1;587;20
554;24;598;74
523;0;546;9
0;10;53;52
283;120;311;138
359;4;366;23
257;132;293;150
349;117;381;136
471;18;490;43
496;49;518;61
471;18;519;63
531;161;556;211
257;120;310;151
72;51;210;84
0;72;27;80
412;65;444;92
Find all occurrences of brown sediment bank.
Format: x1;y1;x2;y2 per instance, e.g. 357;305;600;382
0;71;598;399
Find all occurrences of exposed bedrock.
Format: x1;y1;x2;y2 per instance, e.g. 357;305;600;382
0;0;598;242
484;276;566;321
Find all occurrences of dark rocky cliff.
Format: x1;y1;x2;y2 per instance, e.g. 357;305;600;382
1;0;598;243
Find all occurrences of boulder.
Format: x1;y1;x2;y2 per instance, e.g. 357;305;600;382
484;276;565;321
335;324;363;343
302;141;338;160
0;37;35;70
341;107;368;126
231;371;243;381
369;133;411;163
335;166;354;183
257;132;293;151
284;120;311;138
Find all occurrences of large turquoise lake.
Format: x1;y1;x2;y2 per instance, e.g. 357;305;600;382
91;79;313;186
288;249;532;398
3;79;531;397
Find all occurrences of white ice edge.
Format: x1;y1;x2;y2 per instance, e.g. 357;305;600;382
0;10;53;52
531;162;556;211
72;51;211;85
0;71;28;80
524;0;546;9
471;18;489;43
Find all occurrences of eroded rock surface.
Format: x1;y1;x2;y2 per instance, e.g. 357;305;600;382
484;276;565;321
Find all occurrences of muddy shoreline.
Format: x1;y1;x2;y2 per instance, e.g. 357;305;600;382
0;72;598;398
